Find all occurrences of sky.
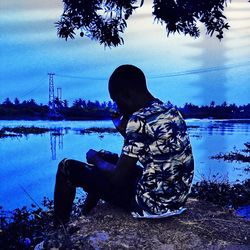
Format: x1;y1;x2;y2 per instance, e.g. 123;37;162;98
0;0;250;106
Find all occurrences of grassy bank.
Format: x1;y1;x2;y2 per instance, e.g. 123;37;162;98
1;179;250;249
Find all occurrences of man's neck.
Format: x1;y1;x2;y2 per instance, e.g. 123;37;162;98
134;94;155;112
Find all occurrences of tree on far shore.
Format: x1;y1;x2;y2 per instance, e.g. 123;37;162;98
3;98;13;106
56;0;249;47
14;98;20;105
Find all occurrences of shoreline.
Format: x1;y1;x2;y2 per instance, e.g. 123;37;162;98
1;197;249;249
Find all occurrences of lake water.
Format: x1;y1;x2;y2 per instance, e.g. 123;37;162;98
0;119;250;210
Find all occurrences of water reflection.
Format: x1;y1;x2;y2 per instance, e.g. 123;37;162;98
50;128;64;160
187;34;229;181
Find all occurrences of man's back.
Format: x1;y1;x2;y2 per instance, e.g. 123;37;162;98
122;99;194;215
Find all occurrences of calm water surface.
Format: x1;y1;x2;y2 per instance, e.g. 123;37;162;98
0;119;249;210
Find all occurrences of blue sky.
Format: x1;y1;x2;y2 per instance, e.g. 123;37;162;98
0;0;250;106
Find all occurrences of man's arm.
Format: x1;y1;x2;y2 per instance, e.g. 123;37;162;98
86;149;138;187
112;153;138;187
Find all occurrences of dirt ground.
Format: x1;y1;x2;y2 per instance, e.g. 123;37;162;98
44;198;250;250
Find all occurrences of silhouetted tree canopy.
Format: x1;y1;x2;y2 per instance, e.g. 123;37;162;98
56;0;249;47
1;98;250;120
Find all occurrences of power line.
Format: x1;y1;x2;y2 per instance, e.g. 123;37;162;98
56;74;107;81
11;60;250;101
20;83;44;99
19;75;48;99
149;61;250;79
54;61;250;81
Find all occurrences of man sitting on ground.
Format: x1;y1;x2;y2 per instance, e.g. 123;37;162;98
54;64;194;223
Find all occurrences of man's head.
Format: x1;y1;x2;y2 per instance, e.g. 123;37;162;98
109;64;151;116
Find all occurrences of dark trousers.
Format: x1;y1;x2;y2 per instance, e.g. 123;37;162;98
54;158;142;224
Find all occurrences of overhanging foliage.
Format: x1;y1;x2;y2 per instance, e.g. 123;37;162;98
56;0;249;47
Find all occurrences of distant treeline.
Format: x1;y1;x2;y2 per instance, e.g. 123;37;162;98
180;101;250;119
0;98;250;120
0;98;114;120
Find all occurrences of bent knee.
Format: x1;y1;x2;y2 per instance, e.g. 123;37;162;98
57;158;69;176
57;158;76;188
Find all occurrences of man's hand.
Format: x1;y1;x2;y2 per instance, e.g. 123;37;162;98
86;149;116;177
86;149;99;165
86;150;140;187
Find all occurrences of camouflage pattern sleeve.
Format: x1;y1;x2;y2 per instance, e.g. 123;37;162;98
122;116;146;159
